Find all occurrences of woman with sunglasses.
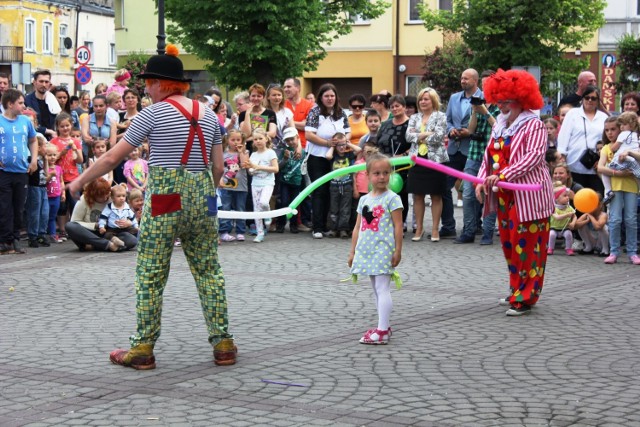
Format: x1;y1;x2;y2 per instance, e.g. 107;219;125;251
557;86;609;193
348;94;368;146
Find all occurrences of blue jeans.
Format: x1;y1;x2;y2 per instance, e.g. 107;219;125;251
48;196;60;235
218;189;247;234
462;158;497;238
440;152;466;234
608;190;638;256
26;186;49;239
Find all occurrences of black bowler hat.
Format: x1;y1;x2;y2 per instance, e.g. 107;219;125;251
137;44;192;82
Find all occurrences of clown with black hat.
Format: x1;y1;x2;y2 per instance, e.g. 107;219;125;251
69;45;236;369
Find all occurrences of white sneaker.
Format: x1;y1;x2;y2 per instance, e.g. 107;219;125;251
572;240;584;251
457;199;463;207
312;232;323;239
253;233;265;243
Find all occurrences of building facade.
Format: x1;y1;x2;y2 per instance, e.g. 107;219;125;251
597;0;640;112
114;1;615;105
0;0;116;94
114;0;214;96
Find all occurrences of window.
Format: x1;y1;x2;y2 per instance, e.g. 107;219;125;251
84;41;94;65
43;21;53;54
439;0;452;10
25;19;36;52
408;0;422;22
109;42;116;65
59;24;68;55
406;75;429;96
119;0;125;28
350;13;370;25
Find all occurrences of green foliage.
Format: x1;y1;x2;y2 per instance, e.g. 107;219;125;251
121;52;151;97
616;34;640;94
419;0;606;93
161;0;388;89
422;39;474;102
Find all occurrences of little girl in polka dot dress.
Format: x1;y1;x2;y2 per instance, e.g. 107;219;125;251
348;153;404;345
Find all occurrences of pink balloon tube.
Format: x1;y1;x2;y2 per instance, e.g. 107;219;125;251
411;156;541;192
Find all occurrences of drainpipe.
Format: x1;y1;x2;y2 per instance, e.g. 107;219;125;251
73;5;81;94
394;0;400;94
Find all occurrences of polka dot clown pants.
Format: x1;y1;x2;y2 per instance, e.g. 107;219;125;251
497;190;550;308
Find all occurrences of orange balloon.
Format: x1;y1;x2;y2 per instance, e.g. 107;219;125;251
573;188;599;213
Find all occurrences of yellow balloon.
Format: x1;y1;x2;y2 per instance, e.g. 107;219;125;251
573;188;599;213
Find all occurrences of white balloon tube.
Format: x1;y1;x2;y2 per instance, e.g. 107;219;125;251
217;207;297;219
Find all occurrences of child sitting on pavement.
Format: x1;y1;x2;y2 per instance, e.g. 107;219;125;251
98;183;138;240
548;181;577;256
128;189;144;224
574;194;609;256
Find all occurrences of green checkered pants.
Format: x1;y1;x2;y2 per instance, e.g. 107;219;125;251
130;166;231;348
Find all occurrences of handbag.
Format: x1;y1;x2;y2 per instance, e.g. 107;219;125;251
578;118;599;169
579;149;599;170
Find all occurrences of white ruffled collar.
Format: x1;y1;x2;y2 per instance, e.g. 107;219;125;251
491;110;537;140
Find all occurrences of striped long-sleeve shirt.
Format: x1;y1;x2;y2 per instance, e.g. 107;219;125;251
478;111;554;223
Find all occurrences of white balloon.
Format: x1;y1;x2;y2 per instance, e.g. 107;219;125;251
217;207;297;219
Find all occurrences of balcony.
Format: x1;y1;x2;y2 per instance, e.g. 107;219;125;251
0;46;23;63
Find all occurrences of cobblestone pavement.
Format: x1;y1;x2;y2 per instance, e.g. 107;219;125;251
2;207;640;427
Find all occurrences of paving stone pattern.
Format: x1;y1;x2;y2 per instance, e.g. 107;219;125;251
2;210;640;426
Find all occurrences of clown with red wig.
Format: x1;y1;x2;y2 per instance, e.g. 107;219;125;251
475;69;554;316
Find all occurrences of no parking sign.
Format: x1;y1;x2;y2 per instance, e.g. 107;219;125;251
75;66;92;85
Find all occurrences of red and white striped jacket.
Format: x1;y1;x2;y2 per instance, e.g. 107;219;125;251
478;113;554;223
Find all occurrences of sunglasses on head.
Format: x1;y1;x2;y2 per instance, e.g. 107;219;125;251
267;83;281;91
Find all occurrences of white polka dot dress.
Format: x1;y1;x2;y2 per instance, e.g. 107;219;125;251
351;191;403;276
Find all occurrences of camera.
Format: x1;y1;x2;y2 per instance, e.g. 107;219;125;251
470;132;484;141
470;96;485;106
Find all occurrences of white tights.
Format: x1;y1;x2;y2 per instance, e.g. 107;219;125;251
251;185;274;235
369;275;392;330
549;229;573;250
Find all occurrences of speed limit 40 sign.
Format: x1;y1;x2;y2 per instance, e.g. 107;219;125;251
75;46;91;65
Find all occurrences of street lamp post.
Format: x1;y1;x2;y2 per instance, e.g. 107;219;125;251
156;0;166;55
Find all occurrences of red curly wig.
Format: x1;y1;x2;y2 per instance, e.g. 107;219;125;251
483;69;544;111
83;177;111;208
